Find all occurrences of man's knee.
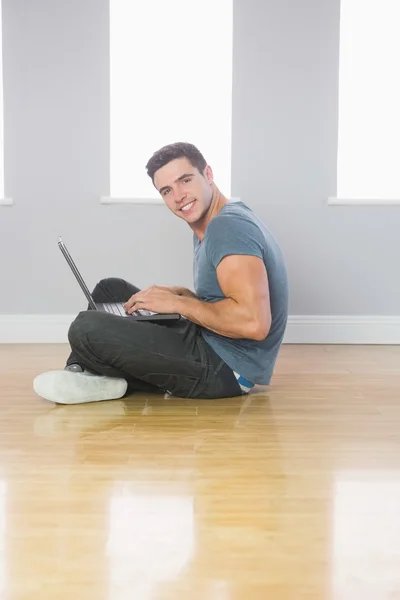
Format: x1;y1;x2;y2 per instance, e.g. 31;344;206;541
98;277;113;287
97;277;126;289
92;278;133;303
68;311;101;347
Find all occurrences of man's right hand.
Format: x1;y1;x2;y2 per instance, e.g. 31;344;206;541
123;285;197;314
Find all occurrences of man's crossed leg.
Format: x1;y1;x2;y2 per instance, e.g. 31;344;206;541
33;278;242;404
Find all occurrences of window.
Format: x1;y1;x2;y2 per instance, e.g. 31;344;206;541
109;0;233;201
335;0;400;201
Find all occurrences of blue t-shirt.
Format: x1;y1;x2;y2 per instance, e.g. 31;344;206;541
193;201;288;385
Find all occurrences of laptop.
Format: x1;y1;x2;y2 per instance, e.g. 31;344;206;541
58;237;181;322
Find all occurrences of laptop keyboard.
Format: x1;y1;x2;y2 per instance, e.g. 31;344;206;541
103;303;155;318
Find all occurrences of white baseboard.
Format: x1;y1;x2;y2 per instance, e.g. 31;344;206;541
0;314;399;344
0;315;74;343
284;315;400;344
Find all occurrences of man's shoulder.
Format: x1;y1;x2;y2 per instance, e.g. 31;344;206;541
207;202;262;237
215;200;252;219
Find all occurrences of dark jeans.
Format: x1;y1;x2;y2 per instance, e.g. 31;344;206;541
66;278;242;399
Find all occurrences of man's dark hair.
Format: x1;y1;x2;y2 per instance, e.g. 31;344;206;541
146;142;207;183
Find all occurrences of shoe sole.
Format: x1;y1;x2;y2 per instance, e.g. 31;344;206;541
33;370;128;404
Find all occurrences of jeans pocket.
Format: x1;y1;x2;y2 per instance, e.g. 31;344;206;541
202;361;243;399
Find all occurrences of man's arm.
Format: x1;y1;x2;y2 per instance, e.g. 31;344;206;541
157;286;198;298
176;254;271;341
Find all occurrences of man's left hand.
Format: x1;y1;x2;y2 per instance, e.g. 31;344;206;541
124;285;181;315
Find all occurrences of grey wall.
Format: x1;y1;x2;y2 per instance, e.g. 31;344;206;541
1;0;399;315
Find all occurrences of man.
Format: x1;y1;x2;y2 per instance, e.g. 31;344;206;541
33;142;288;404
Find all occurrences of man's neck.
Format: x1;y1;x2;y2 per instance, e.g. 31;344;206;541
191;187;229;241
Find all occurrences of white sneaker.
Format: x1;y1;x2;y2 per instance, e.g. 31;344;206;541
33;370;128;404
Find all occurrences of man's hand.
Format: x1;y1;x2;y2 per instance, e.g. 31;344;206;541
124;285;181;315
157;286;197;298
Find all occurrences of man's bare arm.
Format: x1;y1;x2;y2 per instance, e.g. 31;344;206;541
175;255;271;341
156;286;198;298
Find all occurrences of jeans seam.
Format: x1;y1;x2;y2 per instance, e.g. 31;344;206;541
214;357;229;377
187;376;200;398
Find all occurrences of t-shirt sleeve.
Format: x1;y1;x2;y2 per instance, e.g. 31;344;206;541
205;213;265;269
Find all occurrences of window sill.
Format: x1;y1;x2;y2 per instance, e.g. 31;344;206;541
100;197;164;205
328;197;400;206
0;198;13;206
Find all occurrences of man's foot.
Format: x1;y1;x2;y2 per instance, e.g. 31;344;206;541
33;370;128;404
64;363;85;373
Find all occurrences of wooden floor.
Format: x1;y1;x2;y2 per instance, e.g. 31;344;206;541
0;344;399;599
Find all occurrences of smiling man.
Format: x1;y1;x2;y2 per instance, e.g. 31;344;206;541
33;142;289;404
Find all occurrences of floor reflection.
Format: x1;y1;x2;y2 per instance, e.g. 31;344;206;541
333;470;400;600
23;393;286;598
0;480;6;596
107;485;194;600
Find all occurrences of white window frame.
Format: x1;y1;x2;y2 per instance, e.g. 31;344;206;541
329;0;400;206
104;0;233;206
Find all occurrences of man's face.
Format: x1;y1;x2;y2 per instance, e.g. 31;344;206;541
154;157;213;224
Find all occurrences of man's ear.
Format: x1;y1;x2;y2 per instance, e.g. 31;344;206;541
204;165;214;184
